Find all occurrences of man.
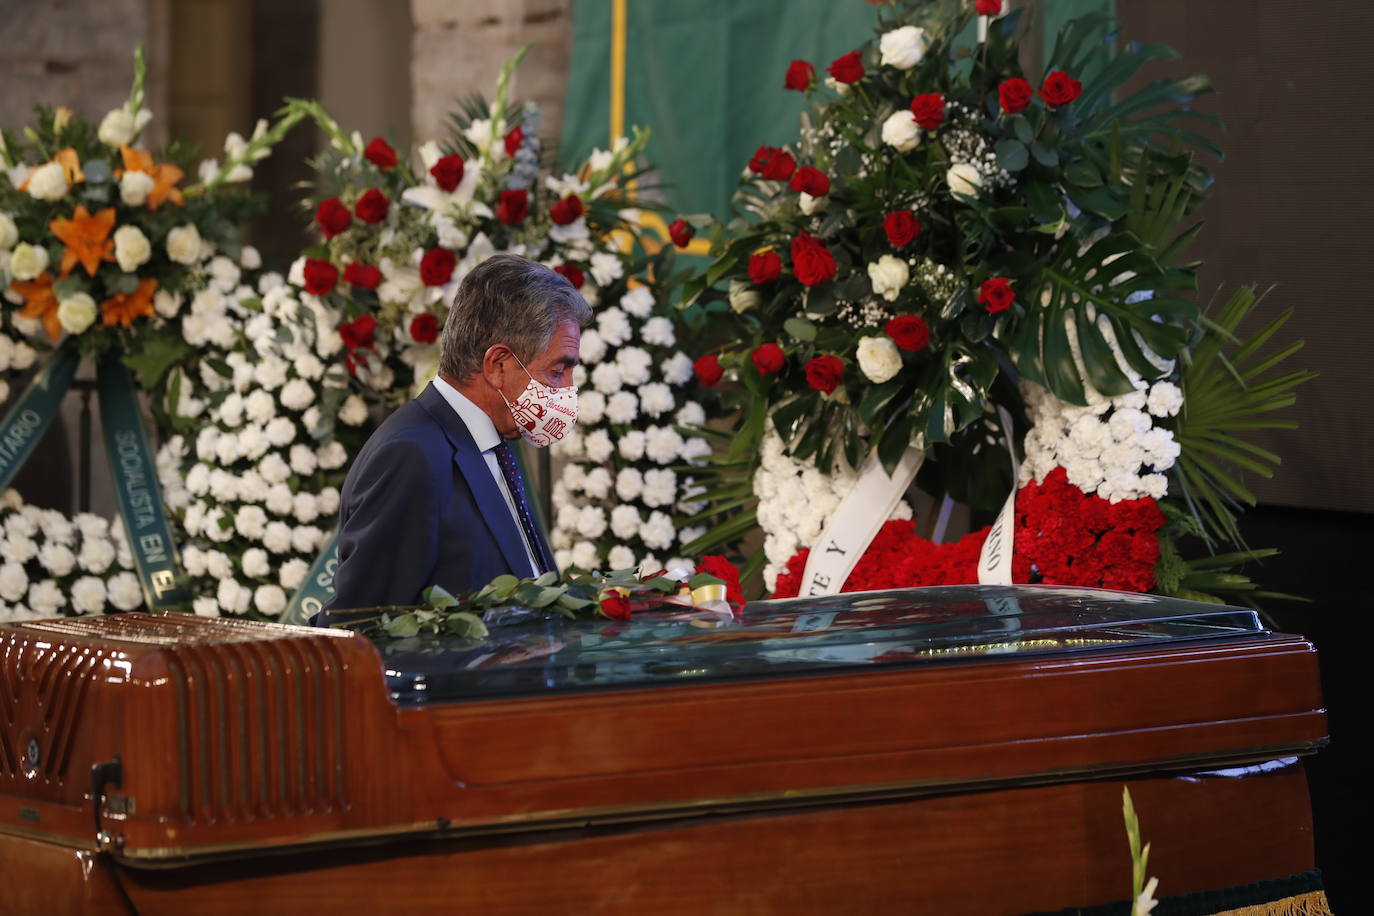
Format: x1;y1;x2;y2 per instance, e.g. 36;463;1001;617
325;254;590;611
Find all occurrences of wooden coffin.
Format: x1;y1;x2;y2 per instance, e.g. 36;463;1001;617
0;585;1326;914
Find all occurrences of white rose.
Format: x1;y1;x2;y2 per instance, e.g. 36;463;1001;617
56;292;98;335
0;212;17;249
166;224;203;265
97;108;137;146
879;25;927;69
881;111;921;152
119;170;155;207
799;192;827;215
70;576;107;615
112;224;152;272
947;162;983;199
856;336;903;384
867;254;909;302
7;242;49;281
339;395;368;426
728;280;759;313
26;162;69;200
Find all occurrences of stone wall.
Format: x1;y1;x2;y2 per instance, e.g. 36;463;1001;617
410;0;572;148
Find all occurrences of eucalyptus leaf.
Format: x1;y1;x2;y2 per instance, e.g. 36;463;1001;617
783;316;817;342
994;138;1028;172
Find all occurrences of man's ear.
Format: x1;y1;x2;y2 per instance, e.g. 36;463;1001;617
481;343;515;389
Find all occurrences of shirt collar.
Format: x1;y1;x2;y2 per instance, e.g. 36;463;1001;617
431;377;501;453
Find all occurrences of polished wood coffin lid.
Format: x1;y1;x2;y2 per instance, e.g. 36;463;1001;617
0;611;1326;864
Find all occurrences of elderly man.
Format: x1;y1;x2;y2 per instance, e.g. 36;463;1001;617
326;254;590;611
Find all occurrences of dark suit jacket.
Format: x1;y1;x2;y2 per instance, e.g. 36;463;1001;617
324;383;554;611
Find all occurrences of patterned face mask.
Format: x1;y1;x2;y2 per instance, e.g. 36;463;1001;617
500;354;579;448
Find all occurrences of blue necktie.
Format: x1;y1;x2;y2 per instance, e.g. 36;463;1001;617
492;441;552;576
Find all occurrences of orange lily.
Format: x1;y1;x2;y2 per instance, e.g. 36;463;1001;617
118;145;184;209
13;272;62;341
101;277;159;328
49;204;117;276
18;147;85;192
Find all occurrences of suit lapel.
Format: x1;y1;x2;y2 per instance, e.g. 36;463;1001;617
418;385;535;578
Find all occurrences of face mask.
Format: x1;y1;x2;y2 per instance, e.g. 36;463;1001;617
500;355;578;448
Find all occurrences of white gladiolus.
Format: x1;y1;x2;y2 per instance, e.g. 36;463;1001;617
166;224;203;264
119;170;155;207
946;162;983;199
26;162;69;200
97;107;150;147
867;254;909;302
879;25;927;69
881;111;922;152
7;242;49;281
57;293;98;335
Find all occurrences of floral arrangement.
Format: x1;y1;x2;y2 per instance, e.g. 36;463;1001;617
286;49;715;577
329;556;744;639
678;0;1309;603
0;49;300;623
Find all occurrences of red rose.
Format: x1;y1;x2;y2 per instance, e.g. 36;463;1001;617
784;59;815;91
496;189;528;224
430;154;465;191
696;555;745;608
410;313;439;344
599;591;632;621
978;277;1015;313
553;263;584;289
353;188;389;224
750;342;785;375
748;145;781;175
302;258;338;296
1039;71;1083;107
998;77;1033;114
748;250;782;284
827;51;864;84
315;197;350;238
694;355;724;387
884;315;930;351
504;125;524;157
804;354;844;394
549;194;584;226
419;247;457;287
910;93;946;131
975;0;1002;14
789;167;830;197
343;261;382;290
669;218;694;248
883;210;921;248
339;313;377;350
364;137;397;170
761;149;796;182
789;232;836;287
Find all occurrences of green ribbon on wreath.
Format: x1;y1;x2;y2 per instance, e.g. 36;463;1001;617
97;354;191;610
281;529;338;626
0;341;80;492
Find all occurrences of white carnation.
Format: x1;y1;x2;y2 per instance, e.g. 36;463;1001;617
641;510;676;550
605;391;639;425
77;538;115;574
615;346;653;385
266;482;295;516
217;577;250;615
316;441;348;470
0;563;28;602
579;328;607;364
619;286;654;318
339;395;368;426
576;505;608;539
234;505;268;540
640;316;676;348
1146;381;1183;418
607;545;637;570
589;252;624;287
644;426;685;464
242;547;270;578
265;417;296;447
578;390;606;425
293;492;320;524
591;362;623;395
280;378;315;411
27;579;64;615
639;382;675;418
279;558;310;591
291;526;323;553
192;597;220;618
317;486;340;516
570;540;600;570
615;467;644;501
38;543;76;577
258;453;290;484
262;521;293;554
617;429;646;461
663;352;694;386
70;576;107;615
107;572;144;611
676;402;706;428
642;468;677;507
253;584;287;617
596;307;632;346
583;429;614;463
610;505;641;540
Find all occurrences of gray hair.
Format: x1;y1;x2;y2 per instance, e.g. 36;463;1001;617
438;253;592;380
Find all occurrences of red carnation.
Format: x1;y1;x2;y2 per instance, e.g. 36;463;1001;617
496;188;528;225
998;77;1033;114
504;125;524;157
419;248;457;287
883;210;921;248
789;232;836;287
343;262;382;290
884;315;930;351
302;258;338;296
669;218;694;248
784;59;815;91
410;313;439;344
553;263;584;289
599;591;632;621
748;250;783;284
750;343;785;376
827;51;864;84
910;93;946;131
761;149;797;182
748;145;781;175
430;154;465;191
338;313;377;350
315;197;350;239
694;355;724;387
804;354;844;394
353;188;389;224
1039;71;1083;107
789;167;830;197
549;194;584;226
364;137;397;170
975;0;1002;14
978;277;1015;313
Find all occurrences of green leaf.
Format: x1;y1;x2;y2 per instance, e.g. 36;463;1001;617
123;338;193;390
384;613;420;638
442;611;489;639
995;138;1028;172
783;316;817;342
1029;142;1060;168
1012;115;1034;144
421;584;459;609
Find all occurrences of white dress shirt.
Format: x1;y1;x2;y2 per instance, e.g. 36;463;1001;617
431;378;539;577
